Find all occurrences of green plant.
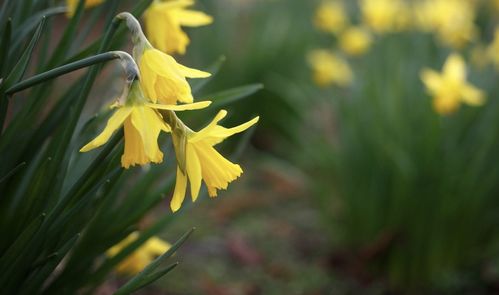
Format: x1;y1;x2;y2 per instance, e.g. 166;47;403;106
0;0;260;293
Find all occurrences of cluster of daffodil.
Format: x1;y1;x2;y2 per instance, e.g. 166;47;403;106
66;1;258;276
307;0;499;115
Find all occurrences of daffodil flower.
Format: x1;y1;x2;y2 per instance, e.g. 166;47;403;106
117;12;211;106
420;53;485;115
339;26;372;56
168;110;259;212
313;1;348;34
80;81;211;168
144;0;213;55
307;50;353;87
106;232;171;276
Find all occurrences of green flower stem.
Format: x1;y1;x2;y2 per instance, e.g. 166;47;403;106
5;51;121;95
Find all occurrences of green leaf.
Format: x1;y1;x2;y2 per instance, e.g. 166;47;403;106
113;228;195;295
11;6;65;51
191;55;226;94
0;18;12;76
116;263;179;295
43;0;86;69
0;161;26;183
18;234;80;295
3;16;45;88
0;16;45;130
0;213;45;287
205;84;264;109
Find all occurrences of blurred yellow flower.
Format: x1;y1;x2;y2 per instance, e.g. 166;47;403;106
144;0;213;55
80;81;211;168
339;26;372;56
420;53;485;115
414;0;477;48
360;0;409;33
313;1;348;34
487;27;499;69
106;232;171;276
307;50;353;87
139;47;211;105
66;0;103;17
170;110;259;212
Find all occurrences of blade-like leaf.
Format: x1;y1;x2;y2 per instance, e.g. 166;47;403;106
113;228;195;295
205;84;264;109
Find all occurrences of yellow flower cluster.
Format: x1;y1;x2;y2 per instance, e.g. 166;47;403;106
74;6;258;212
309;0;490;116
414;0;477;48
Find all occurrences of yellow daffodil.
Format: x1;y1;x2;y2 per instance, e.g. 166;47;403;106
420;53;485;115
360;0;408;33
307;50;353;87
116;12;211;106
487;27;499;69
144;0;213;55
80;81;211;168
168;110;259;212
414;0;477;48
138;47;211;105
66;0;103;17
106;232;171;276
339;26;372;56
313;1;348;34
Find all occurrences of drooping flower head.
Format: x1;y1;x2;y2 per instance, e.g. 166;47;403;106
163;110;259;212
79;52;211;168
117;12;211;106
106;232;171;276
66;0;104;17
307;49;353;87
144;0;213;55
420;53;485;115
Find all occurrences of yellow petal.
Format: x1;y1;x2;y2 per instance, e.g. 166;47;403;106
144;237;171;256
186;143;202;202
176;63;211;78
193;109;228;137
129;106;165;162
191;112;259;145
420;69;443;95
461;84;485;106
433;96;460;115
194;143;242;192
146;101;211;111
174;10;213;27
80;107;132;152
171;167;188;212
443;53;466;83
121;118;151;168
